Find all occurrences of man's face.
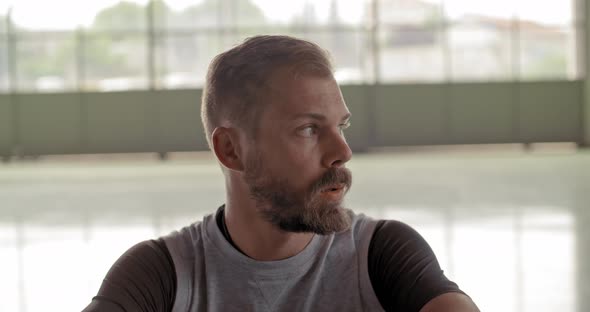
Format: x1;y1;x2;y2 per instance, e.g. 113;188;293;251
242;71;353;235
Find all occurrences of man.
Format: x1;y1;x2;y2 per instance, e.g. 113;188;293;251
83;35;479;312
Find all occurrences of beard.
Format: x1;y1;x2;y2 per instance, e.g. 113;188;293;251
243;152;353;235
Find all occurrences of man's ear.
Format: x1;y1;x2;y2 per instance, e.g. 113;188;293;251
211;127;245;171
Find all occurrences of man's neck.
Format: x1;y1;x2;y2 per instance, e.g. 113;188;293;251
223;201;315;261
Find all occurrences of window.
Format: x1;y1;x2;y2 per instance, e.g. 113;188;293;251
0;38;8;92
15;34;78;92
519;27;577;80
0;0;583;93
87;1;148;31
379;26;445;82
445;0;514;23
304;31;372;84
0;10;7;33
516;0;574;27
154;34;223;89
379;0;444;26
445;0;581;81
449;26;512;81
154;0;233;29
272;0;367;27
83;33;148;91
11;1;83;31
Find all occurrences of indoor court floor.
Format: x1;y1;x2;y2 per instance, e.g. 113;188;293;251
0;147;588;312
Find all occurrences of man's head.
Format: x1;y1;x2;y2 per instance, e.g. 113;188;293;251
202;35;334;144
202;35;353;235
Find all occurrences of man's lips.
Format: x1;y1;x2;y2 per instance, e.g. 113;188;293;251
321;184;346;193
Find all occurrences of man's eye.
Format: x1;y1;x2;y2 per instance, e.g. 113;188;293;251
299;125;317;137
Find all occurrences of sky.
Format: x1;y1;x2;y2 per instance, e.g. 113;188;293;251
0;0;575;30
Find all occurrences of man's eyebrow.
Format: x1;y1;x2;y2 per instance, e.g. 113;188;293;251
292;112;351;122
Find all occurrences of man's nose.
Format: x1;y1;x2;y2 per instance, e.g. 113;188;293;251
322;130;352;168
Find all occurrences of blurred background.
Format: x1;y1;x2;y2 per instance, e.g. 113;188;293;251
0;0;588;311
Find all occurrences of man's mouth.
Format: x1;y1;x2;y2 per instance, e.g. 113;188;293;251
321;184;346;193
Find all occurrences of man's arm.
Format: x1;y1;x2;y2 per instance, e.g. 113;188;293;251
82;239;176;312
368;220;479;312
420;292;480;312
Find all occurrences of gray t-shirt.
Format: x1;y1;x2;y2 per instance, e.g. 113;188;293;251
163;209;383;311
82;206;465;311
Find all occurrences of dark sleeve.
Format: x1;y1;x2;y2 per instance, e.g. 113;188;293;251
368;220;465;312
82;238;176;312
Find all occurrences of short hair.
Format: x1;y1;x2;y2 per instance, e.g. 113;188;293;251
201;35;334;148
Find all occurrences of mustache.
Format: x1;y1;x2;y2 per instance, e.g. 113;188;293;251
310;167;352;194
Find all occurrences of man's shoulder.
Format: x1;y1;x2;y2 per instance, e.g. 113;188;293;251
334;211;389;251
375;218;426;238
159;213;214;258
344;213;427;251
161;219;203;238
82;238;177;312
345;211;414;240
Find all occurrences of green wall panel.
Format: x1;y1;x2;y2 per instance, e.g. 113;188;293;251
17;93;82;155
375;84;448;145
449;83;515;143
0;95;12;157
85;91;155;153
340;85;371;151
1;80;584;158
152;89;207;151
518;81;582;143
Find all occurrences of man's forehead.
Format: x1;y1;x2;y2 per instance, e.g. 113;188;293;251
265;66;336;92
270;95;350;121
265;78;346;113
290;112;351;122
